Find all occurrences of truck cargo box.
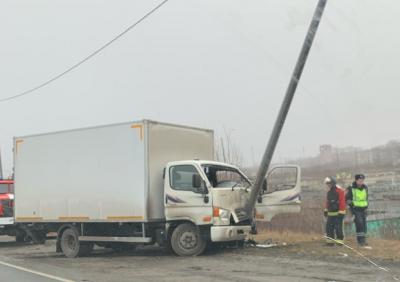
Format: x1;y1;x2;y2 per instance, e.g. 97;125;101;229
14;120;213;223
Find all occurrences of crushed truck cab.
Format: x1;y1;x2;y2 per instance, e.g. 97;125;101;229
164;160;252;242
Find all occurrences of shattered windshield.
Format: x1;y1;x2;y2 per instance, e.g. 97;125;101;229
202;165;251;188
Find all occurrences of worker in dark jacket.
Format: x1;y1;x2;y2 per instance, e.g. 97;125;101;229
324;176;346;245
346;174;369;247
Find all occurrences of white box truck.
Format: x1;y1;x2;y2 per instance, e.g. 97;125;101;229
13;120;301;257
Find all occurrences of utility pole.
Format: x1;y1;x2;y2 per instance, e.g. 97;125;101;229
247;0;328;218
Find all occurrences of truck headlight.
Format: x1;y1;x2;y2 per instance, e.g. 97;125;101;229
213;207;230;220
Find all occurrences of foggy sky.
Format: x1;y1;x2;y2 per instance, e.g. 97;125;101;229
1;0;399;176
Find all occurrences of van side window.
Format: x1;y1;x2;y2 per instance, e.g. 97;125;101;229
267;167;298;193
170;165;200;192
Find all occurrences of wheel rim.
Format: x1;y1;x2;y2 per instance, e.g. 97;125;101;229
66;234;77;251
179;231;198;250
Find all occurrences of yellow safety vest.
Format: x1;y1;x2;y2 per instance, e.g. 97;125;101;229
352;188;368;208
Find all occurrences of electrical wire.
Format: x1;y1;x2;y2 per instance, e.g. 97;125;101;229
324;235;399;281
0;0;169;103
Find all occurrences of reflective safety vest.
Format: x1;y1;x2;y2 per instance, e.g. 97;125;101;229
352;188;368;207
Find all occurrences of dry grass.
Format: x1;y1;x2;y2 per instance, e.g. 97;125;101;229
253;229;400;261
254;230;320;243
253;188;400;261
359;238;400;261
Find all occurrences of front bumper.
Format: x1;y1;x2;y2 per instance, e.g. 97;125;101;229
210;225;251;242
0;217;14;226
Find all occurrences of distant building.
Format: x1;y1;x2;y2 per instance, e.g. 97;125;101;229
319;144;333;165
284;140;400;176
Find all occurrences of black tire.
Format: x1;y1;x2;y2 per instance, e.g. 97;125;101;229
15;233;26;243
170;223;206;256
15;229;34;243
60;228;93;258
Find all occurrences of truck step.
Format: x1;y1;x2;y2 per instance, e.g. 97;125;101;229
79;236;152;243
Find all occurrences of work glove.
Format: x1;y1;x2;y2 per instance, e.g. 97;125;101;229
324;210;328;217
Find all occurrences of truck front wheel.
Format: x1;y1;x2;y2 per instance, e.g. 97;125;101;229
60;228;93;258
170;223;206;256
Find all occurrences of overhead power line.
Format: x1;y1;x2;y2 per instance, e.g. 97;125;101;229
0;0;169;103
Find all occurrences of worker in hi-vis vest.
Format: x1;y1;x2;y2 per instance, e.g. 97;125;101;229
346;174;369;247
324;176;346;245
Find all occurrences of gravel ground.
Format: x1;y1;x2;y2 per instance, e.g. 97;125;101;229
0;236;399;282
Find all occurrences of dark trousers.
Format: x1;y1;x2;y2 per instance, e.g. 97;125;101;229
353;208;367;245
326;215;344;243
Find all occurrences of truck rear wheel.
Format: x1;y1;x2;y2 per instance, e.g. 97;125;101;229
170;223;206;256
60;228;93;258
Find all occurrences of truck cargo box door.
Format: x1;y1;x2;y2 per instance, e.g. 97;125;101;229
165;164;212;225
255;165;301;222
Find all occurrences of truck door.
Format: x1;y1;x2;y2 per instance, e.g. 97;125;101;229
255;165;301;222
164;163;212;225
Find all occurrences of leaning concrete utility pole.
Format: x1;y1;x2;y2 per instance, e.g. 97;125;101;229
247;0;328;218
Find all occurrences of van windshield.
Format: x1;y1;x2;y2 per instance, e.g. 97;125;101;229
0;183;11;194
202;165;251;189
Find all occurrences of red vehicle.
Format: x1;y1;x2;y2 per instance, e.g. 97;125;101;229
0;179;23;241
0;179;45;242
0;179;14;218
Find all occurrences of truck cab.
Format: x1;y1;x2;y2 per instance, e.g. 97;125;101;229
163;161;301;255
164;160;252;252
0;179;14;225
0;180;20;240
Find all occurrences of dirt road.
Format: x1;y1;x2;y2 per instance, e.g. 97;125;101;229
0;236;398;282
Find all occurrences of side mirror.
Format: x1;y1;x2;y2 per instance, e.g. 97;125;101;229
192;174;208;194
